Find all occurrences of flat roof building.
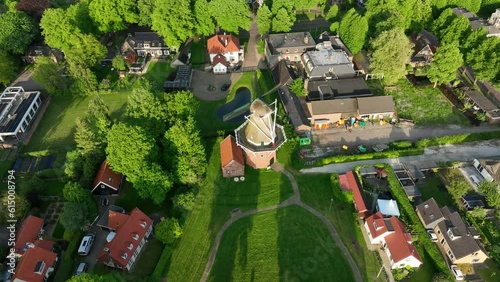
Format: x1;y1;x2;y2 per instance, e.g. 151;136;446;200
302;41;356;79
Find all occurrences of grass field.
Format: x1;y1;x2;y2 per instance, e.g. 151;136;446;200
208;205;355;282
417;173;454;207
190;37;207;65
296;173;385;282
164;138;293;281
143;61;172;89
384;80;467;125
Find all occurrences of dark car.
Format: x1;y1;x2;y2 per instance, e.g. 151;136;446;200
221;83;231;91
233;65;241;71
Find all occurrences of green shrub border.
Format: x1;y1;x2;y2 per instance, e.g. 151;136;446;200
52;219;65;239
152;244;174;280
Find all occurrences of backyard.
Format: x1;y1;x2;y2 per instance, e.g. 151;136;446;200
189;37;207;65
208;206;355;282
142;61;172;89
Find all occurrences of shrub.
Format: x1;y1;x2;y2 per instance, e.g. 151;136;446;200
63;231;82;260
155;218;182;245
152;244;174;280
389;140;414;149
173;192;196;212
318;148;424;166
52;220;66;239
416;131;500;148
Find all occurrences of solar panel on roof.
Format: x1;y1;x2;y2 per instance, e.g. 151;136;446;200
36;156;46;171
12;158;22;171
29;158;38;172
20;158;31;172
45;155;55;169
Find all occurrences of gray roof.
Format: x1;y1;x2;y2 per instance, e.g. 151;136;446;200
302;42;355;78
96;205;126;228
308;99;358;115
465;90;498;112
416;198;445;226
164;65;192;91
271;60;295;86
436;212;483;260
357;96;395;115
267;32;316;52
278;86;311;132
452;7;479;20
135;32;167;48
307;78;372;100
402;185;421;197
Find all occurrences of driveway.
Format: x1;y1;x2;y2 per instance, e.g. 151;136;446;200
459;166;486;192
301;140;500;174
191;70;241;101
79;225;109;272
11;70;45;91
242;16;261;68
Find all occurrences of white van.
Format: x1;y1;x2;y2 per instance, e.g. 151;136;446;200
78;234;95;256
470;175;481;186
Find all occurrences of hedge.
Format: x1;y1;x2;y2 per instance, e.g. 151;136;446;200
63;230;82;260
317;148;424;166
52;220;65;239
152;244;174;280
383;164;451;279
416;131;500;148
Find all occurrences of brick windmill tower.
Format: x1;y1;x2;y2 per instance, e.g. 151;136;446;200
234;98;286;169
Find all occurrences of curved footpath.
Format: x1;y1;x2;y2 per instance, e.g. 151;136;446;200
199;163;363;282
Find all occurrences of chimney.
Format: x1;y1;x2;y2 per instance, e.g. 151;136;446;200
304;33;309;44
225;38;228;47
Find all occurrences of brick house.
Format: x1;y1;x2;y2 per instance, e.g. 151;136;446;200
92;160;124;196
220;135;245;178
11;242;57;282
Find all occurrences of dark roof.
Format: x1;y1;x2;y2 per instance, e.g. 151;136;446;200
307;78;372;100
416;198;444;226
271;60;295;86
452;7;479;20
0;90;41;134
412;30;439;52
308;99;358;115
134;32;167;47
461;194;485;209
436;212;483;260
357;96;395;115
164;65;192;91
25;44;64;61
465;90;498;112
96;205;126;229
278;86;311;131
267;32;316;53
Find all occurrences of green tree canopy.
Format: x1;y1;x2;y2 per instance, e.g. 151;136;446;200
155;218;182;244
0;51;17;86
325;4;339;21
432;8;453;38
466;37;500;83
112;56;126;71
0;192;29;223
447;178;470;200
173;191;195;212
370;28;414;85
0;11;37;54
152;0;195;48
132;163;172;204
478;181;500;208
272;7;295;32
194;0;215;36
441;16;471;44
271;0;293;14
63;182;89;202
289;78;306;96
126;85;168;137
256;4;272;35
463;27;488;52
339;8;368;55
164;90;199;127
66;60;99;94
426;44;463;86
89;0;138;32
74;96;112;154
32;57;69;95
59;201;96;232
210;0;251;33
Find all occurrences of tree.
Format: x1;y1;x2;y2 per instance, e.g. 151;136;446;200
329;22;340;35
432;8;453;38
89;0;138;32
173;191;196;212
289;78;306;96
466;37;500;83
155;218;182;244
256;4;272;35
272;8;295;32
325;4;339;21
447;178;470;200
210;0;251;33
164;116;207;185
32;57;69;95
132;164;172;204
67;60;99;94
0;11;37;54
63;182;89;202
194;0;215;36
59;201;95;232
137;0;155;27
164;90;199;126
65;150;84;179
0;192;29;223
478;181;500;208
271;0;293;14
19;175;44;196
152;0;195;48
370;28;413;85
426;44;463;87
463;27;488;52
441;16;471;45
67;272;125;282
469;207;488;220
126;85;168;137
112;56;126;71
339;9;368;55
0;52;17;87
15;0;51;19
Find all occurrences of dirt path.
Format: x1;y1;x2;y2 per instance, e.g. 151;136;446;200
199;163;364;282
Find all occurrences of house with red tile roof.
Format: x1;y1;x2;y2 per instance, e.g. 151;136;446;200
207;33;243;67
212;54;228;74
338;171;370;219
97;208;153;271
220;135;245;178
11;244;57;282
92;159;124;196
364;212;423;269
14;215;44;256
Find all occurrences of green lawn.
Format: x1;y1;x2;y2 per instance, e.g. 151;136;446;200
190;37;207;65
208;205;354;282
114;181;169;215
164;138;293;281
385;80;467;125
477;259;500;282
143;61;172;89
405;245;439;282
53;258;75;282
296;173;385;282
417;173;454;207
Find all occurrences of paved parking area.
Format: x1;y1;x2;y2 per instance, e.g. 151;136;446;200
191;70;241;101
79;225;109;272
459;165;486;192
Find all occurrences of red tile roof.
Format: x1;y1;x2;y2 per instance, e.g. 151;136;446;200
98;208;153;269
107;210;130;230
207;34;240;54
220;135;244;167
15;215;44;254
385;217;422;265
338;171;369;218
365;212;391;240
212;54;227;67
93;160;122;191
33;239;54;251
12;246;57;282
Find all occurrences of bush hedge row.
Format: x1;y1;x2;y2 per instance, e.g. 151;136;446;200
383;164;451;278
152;244;174;280
317;148;424;166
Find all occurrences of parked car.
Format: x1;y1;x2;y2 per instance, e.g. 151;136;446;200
426;229;437;241
101;197;109;206
221;83;231;91
78;234;95;256
233;65;241;71
76;262;88;275
451;265;464;280
469;175;481;186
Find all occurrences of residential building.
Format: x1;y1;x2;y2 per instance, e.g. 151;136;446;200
95;205;127;231
207;33;243;66
122;32;170;57
338;171;370;219
473;158;500;181
272;60;311;133
220;135;245;178
21;43;64;64
212;54;228;74
0;87;42;144
265;32;316;67
14;215;44;256
92;160;123;196
364;212;423;269
409;30;439;67
376;199;400;217
415;198;449;229
97;208;153;271
315;32;352;58
306;78;373;101
452;7;500;37
357;96;395;120
302;41;356;79
463;91;500;122
434;211;488;264
164;65;193;92
489;8;500;27
11;243;57;282
234;99;286;169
